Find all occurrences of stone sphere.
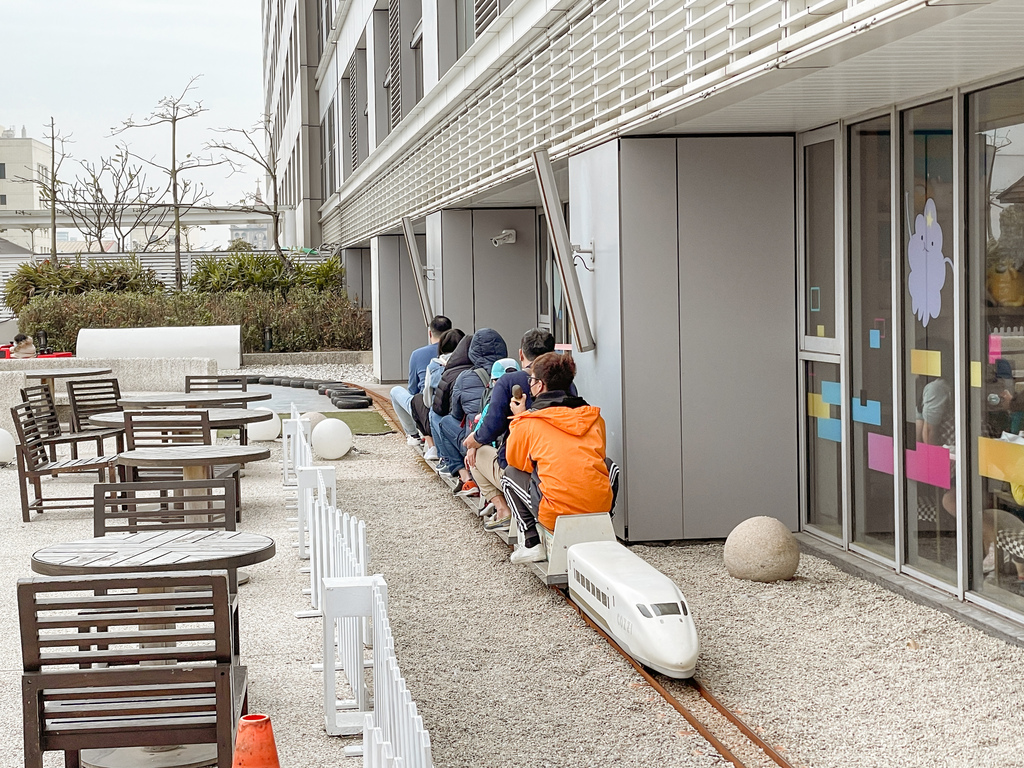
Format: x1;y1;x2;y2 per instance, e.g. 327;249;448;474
301;412;327;431
0;428;15;463
312;418;353;460
248;408;282;441
723;516;800;582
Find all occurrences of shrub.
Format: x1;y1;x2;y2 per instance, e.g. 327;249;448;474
3;257;163;313
18;288;371;353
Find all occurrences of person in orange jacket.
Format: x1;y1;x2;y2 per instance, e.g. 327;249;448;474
502;351;613;564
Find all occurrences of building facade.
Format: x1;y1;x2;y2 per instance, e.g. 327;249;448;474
265;0;1024;627
0;125;50;252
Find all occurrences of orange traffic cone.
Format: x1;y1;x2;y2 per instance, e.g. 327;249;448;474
232;713;281;768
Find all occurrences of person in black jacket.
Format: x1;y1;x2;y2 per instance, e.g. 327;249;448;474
431;332;474;420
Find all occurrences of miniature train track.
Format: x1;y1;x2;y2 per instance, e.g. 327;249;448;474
559;587;798;768
369;386;797;767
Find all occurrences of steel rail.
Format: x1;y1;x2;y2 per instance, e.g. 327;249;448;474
558;587;798;768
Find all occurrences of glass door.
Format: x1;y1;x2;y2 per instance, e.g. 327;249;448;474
849;115;896;561
900;99;958;584
799;127;845;540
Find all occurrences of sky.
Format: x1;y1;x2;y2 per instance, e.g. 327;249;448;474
0;0;265;246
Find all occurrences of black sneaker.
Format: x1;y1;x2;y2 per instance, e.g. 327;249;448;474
452;479;466;495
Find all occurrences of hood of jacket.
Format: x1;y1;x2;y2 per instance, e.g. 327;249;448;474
516;401;603;437
446;333;474;370
468;328;508;369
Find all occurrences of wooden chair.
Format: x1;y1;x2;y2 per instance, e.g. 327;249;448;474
123;410;242;520
11;402;120;523
19;385;122;461
19;570;246;768
94;478;237;537
185;376;249;444
66;378;125;451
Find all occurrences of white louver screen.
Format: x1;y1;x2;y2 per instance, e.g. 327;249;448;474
474;0;498;38
389;0;403;129
347;61;358;172
323;0;936;246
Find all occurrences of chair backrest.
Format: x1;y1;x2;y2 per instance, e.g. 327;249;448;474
18;570;233;671
66;377;122;432
19;385;62;442
10;402;51;470
124;409;212;449
185;375;247;408
94;478;237;537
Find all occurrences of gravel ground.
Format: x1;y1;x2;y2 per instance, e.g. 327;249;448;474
3;363;1023;767
221;362;375;383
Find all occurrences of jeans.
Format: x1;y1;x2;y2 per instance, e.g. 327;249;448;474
389;386;418;436
429;410;466;472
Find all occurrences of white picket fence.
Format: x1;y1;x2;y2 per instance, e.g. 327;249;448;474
284;400;431;764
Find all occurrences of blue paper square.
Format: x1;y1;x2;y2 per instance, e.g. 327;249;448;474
821;381;841;406
869;329;881;349
852;398;882;426
817;417;841;442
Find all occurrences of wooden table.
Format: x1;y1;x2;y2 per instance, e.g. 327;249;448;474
89;407;274;430
26;366;112;398
31;529;275;768
117;444;271;482
117;390;272;409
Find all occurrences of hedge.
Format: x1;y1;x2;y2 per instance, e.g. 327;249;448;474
18;288;372;354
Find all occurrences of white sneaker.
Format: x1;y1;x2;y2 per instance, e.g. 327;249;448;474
406;435;422;446
510;541;546;564
423;445;438;461
983;543;995;574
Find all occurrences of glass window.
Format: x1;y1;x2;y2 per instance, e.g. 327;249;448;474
650;602;681;616
901;99;957;584
0;163;5;179
968;77;1024;611
849;116;896;559
805;359;843;537
636;603;652;618
805;139;837;341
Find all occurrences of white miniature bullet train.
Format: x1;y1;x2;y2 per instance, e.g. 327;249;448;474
566;540;699;678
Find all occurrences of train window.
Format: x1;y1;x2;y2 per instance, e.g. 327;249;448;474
650;602;682;616
636;604;652;618
679;601;689;616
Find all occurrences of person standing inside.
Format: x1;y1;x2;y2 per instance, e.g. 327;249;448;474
390;315;452;444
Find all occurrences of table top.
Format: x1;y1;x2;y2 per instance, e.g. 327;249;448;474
25;367;112;380
118;391;272;408
31;529;276;577
117;444;271;468
89;408;274;429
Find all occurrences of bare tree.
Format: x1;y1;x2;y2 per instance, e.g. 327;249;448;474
112;76;222;287
12;118;72;264
205;115;292;269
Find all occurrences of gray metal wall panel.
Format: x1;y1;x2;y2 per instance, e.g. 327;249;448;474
399;235;429;369
425;212;443;314
569;141;626;536
677;136;798;537
439;210;475;330
619;139;684;541
370;236;403;381
471;209;537;348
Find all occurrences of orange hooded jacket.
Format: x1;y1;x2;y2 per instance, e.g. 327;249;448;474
505;396;613;530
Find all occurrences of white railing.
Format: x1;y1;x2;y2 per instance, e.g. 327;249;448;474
366;578;433;767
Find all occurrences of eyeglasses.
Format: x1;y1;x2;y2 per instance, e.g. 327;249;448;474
528;376;541;385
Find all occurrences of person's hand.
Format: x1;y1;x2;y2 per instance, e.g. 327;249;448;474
463;431;481;450
465;446;477;469
509;396;526;415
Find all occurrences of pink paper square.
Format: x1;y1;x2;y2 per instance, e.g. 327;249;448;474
905;443;951;489
867;432;894;475
990;334;1002;365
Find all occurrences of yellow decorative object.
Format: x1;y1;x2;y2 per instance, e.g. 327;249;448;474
807;393;830;419
987;265;1024;307
978;437;1024;484
910;349;942;377
971;361;982;388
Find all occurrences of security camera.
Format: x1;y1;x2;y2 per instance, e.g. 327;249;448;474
491;229;517;247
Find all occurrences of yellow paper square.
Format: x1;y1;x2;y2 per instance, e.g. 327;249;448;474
817;325;825;337
978;437;1024;483
807;392;830;419
971;361;982;388
910;348;941;377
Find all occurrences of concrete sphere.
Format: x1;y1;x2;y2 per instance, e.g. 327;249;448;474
248;408;282;441
0;428;15;463
301;412;328;431
723;516;800;582
312;418;353;460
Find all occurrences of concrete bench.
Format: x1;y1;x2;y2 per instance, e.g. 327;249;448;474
77;325;242;369
1;357;219;401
